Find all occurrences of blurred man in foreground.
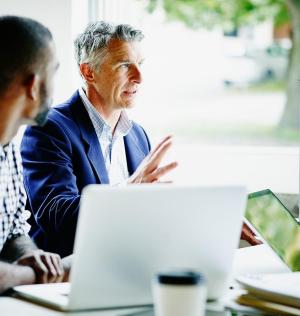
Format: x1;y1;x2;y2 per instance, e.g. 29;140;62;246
0;16;68;293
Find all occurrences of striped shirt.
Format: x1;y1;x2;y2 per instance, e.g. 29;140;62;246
0;142;30;253
79;87;132;185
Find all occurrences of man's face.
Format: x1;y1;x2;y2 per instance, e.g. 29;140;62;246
92;39;143;111
21;40;59;127
34;40;59;125
0;40;59;145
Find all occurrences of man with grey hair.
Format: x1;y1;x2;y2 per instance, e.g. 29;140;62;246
21;21;178;257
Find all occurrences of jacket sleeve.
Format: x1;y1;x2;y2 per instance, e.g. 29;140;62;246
21;118;80;243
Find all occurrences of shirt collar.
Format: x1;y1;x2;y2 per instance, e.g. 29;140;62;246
79;87;132;138
116;111;132;137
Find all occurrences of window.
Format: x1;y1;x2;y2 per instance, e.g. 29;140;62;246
92;0;299;194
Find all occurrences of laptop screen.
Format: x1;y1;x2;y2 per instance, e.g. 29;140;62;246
245;189;300;272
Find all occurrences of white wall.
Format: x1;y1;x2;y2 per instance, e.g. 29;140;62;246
0;0;76;103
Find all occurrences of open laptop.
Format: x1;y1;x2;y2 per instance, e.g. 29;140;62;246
14;184;247;311
244;189;300;272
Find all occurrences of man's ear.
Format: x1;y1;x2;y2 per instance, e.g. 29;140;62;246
22;74;40;119
25;74;40;101
80;63;95;84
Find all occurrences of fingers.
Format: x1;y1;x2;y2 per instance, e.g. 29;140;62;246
41;253;57;283
41;253;65;283
148;135;172;159
16;250;65;284
241;223;262;246
51;254;65;282
147;139;173;172
61;255;73;282
128;135;178;184
54;254;64;276
32;252;49;284
145;161;178;183
42;253;65;283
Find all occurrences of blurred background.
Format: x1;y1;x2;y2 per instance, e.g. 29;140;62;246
1;0;299;194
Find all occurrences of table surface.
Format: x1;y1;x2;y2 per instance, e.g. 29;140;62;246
1;245;285;316
0;296;238;316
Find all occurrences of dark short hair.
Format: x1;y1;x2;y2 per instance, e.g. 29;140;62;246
0;16;53;95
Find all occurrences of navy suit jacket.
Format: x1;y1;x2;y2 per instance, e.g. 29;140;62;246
21;91;151;257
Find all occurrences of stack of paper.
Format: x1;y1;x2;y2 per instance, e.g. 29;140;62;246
234;272;300;315
236;293;300;316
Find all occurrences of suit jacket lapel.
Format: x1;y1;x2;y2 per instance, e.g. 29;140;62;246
124;132;147;176
70;91;109;184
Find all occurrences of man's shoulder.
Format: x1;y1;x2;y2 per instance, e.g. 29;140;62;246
22;91;83;142
127;121;151;152
48;90;81;123
130;121;148;138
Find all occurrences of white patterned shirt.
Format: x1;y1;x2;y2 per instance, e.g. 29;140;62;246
0;142;30;253
79;88;132;185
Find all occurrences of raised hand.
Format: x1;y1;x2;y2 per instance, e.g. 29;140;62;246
128;135;178;184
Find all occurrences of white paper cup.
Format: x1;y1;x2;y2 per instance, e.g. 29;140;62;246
152;270;207;316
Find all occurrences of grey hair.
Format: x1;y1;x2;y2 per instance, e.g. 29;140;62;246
74;21;144;70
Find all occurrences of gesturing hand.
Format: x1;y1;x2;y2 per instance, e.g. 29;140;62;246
128;135;178;184
16;250;64;284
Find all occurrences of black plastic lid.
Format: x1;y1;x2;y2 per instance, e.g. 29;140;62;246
155;270;206;285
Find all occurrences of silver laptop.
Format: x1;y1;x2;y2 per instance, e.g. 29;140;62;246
14;184;246;311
